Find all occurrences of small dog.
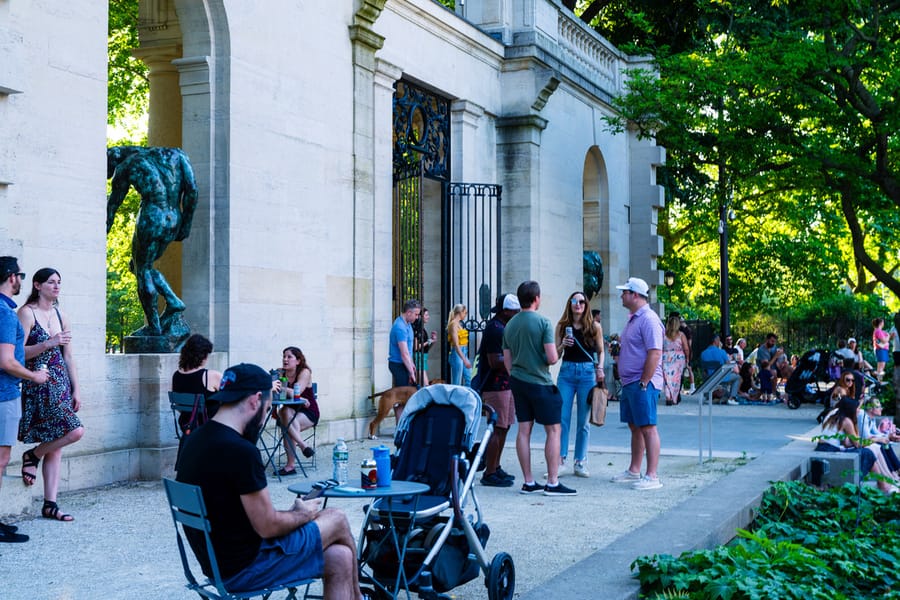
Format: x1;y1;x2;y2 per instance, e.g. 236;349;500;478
367;380;444;439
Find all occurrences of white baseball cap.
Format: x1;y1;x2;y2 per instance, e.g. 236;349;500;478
616;277;650;297
502;293;521;311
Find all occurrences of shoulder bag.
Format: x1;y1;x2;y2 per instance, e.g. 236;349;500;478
588;381;608;427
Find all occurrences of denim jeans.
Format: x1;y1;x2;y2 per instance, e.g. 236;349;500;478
557;361;595;461
449;348;471;386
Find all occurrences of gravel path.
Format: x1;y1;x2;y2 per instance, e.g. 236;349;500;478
0;438;741;600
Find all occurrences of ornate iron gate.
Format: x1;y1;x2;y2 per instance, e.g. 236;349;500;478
392;79;502;382
392;162;424;318
442;182;502;377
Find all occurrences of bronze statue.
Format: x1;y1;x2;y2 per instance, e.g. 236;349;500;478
106;146;198;350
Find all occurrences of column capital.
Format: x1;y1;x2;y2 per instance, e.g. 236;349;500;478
374;59;403;92
496;114;548;146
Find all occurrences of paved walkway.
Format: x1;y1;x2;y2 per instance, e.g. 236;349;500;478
0;401;823;600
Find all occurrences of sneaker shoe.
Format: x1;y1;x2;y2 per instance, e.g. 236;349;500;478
495;467;516;482
0;529;28;543
0;522;18;534
632;475;663;490
481;472;514;487
573;461;589;478
543;482;578;496
726;398;739;406
610;469;641;483
519;481;544;494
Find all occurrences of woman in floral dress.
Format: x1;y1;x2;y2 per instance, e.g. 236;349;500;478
18;268;84;521
661;314;689;405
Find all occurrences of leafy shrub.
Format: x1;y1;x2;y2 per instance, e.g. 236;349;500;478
633;481;900;599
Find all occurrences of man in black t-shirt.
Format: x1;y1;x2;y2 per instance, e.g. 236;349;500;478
177;363;362;598
477;294;521;487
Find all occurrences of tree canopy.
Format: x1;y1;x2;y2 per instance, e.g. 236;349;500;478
595;0;900;337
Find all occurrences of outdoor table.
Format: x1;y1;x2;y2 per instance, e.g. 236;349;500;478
288;480;430;599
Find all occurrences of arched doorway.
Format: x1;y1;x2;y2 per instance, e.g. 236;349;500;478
582;146;610;320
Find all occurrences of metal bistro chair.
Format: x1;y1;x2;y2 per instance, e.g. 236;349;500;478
162;478;318;599
259;383;318;480
169;392;208;468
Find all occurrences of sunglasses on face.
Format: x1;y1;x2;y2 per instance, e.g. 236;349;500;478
571;299;586;305
843;378;854;383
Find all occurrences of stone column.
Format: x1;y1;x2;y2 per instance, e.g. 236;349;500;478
373;59;403;393
450;100;485;182
134;0;184;302
348;0;387;430
496;114;547;286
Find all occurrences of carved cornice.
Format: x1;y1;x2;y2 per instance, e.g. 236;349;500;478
348;24;385;52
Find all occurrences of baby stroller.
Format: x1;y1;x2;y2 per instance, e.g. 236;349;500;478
357;384;515;600
784;348;836;409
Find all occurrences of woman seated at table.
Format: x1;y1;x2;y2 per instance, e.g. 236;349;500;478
274;346;320;476
172;334;222;430
815;396;899;494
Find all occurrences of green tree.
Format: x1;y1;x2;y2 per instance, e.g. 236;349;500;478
604;0;900;328
108;0;148;125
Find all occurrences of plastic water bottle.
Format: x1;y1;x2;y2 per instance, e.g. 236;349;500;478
332;438;349;484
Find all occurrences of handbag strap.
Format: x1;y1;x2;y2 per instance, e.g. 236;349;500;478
572;333;598;365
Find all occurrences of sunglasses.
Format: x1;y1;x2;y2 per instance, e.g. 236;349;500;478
3;271;25;280
842;378;854;383
571;299;587;305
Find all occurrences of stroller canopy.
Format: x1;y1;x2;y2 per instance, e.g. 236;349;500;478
395;384;483;451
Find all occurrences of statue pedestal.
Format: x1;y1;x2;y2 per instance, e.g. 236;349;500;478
123;313;190;354
124;335;174;354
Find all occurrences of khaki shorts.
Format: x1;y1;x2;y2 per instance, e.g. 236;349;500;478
482;390;515;429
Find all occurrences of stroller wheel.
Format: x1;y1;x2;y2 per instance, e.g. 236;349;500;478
787;394;801;410
486;552;515;600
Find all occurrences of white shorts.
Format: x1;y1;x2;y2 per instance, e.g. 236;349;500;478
0;397;22;446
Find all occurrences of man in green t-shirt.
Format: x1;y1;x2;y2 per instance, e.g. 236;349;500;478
502;281;576;497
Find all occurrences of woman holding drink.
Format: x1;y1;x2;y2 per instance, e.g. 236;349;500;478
273;346;319;476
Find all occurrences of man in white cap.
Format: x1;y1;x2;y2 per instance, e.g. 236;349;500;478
476;293;521;487
611;277;665;490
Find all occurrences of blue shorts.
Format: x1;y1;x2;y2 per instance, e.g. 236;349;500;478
0;397;21;446
224;523;324;592
619;382;658;427
876;348;890;363
509;377;562;425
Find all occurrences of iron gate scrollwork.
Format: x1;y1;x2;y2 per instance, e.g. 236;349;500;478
393;80;450;181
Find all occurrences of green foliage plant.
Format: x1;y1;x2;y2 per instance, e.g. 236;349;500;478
632;480;900;599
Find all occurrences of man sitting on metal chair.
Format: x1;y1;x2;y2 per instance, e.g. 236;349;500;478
699;335;742;405
177;363;364;599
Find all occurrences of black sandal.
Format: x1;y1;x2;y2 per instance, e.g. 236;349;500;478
42;500;74;522
21;449;39;487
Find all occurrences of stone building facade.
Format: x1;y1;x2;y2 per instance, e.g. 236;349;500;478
0;0;663;502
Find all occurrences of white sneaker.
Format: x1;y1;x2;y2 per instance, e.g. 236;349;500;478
574;461;589;478
633;475;663;490
610;470;641;483
726;398;739;406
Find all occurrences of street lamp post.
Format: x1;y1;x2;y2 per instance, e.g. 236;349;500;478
718;200;732;340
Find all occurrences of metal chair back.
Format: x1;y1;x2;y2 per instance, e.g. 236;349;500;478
162;478;314;599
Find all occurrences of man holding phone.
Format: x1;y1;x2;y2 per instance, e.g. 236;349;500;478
177;363;364;598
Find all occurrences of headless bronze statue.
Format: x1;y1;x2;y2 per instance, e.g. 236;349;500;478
107;146;198;348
